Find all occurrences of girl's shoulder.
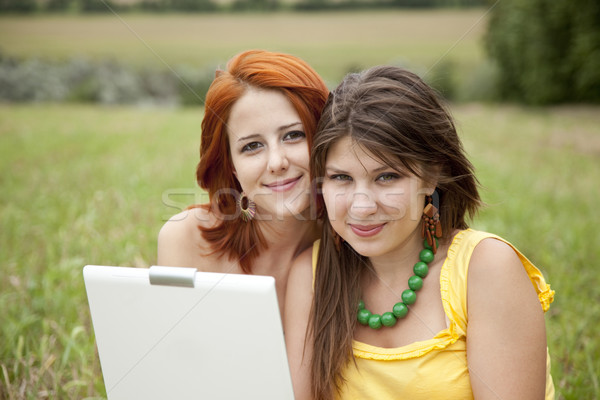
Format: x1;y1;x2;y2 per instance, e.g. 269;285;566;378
465;230;554;312
454;229;538;294
158;206;215;241
469;237;526;282
449;229;533;278
157;205;219;268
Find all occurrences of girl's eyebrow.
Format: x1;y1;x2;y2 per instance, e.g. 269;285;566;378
277;122;302;132
325;164;391;174
237;133;261;142
325;166;347;174
237;122;302;142
373;165;391;173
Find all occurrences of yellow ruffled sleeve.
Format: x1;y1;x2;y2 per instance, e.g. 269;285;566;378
510;240;555;312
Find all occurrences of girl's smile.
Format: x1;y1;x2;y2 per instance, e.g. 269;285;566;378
349;223;386;237
263;176;303;192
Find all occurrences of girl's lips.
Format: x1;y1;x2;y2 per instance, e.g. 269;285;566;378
349;224;385;237
264;176;302;192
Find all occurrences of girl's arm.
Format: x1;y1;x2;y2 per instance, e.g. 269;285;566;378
284;247;315;400
467;238;547;399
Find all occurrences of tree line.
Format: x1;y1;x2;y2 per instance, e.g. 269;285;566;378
485;0;599;104
2;0;598;104
0;0;488;13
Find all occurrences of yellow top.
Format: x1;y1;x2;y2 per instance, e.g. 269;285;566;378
311;229;555;399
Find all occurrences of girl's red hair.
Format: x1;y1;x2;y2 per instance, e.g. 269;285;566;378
192;49;329;273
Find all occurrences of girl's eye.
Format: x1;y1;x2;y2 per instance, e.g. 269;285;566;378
283;130;306;141
376;172;401;182
328;174;353;182
241;142;263;153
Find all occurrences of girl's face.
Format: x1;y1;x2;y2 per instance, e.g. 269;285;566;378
227;88;311;219
322;136;433;258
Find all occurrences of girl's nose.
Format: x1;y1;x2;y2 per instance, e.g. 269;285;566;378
349;190;377;219
268;146;289;173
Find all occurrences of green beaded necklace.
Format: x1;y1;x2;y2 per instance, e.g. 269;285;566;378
357;238;437;330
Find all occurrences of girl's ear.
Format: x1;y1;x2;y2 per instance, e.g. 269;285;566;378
231;158;237;178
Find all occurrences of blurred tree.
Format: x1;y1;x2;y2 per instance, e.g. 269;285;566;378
485;0;600;104
79;0;116;11
0;0;37;12
231;0;279;11
167;0;217;11
45;0;76;11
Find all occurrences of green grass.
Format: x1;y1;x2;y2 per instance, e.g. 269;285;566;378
0;103;598;399
0;10;487;83
0;104;204;398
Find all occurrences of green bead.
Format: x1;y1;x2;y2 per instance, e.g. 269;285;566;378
419;249;434;263
423;238;439;251
392;302;408;318
357;308;371;325
408;275;423;291
413;261;429;278
368;314;383;329
355;239;433;330
381;312;397;327
401;289;417;305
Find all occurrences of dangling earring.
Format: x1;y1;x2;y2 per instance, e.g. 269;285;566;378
237;191;256;222
422;191;442;254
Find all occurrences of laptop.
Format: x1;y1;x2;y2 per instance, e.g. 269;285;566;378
83;265;295;399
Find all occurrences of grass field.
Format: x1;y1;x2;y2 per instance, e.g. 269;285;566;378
0;10;487;83
1;9;599;400
1;102;599;399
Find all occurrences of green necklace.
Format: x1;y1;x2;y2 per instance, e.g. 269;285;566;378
357;238;437;330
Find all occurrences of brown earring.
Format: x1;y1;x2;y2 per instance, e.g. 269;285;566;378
237;191;256;222
422;194;442;254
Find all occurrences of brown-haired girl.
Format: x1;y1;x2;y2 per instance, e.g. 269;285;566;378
158;50;329;315
284;65;555;399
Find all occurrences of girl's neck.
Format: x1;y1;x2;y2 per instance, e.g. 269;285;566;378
257;212;319;252
250;217;319;278
368;229;423;282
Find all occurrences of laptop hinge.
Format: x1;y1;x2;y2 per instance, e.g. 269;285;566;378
149;266;196;288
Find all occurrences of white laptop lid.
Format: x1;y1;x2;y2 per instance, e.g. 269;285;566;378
83;265;294;400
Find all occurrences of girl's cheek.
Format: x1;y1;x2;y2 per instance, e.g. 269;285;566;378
323;188;346;218
381;193;406;219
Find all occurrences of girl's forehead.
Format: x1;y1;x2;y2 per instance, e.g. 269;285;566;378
326;137;389;170
324;135;420;178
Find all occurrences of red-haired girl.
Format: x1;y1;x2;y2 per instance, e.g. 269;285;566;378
158;50;329;315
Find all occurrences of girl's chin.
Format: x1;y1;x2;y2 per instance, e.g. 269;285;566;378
342;241;389;258
257;201;312;220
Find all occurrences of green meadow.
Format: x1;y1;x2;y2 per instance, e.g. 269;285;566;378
1;10;599;399
0;10;487;84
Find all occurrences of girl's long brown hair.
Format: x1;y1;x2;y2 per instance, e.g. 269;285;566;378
192;50;329;273
309;66;482;399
